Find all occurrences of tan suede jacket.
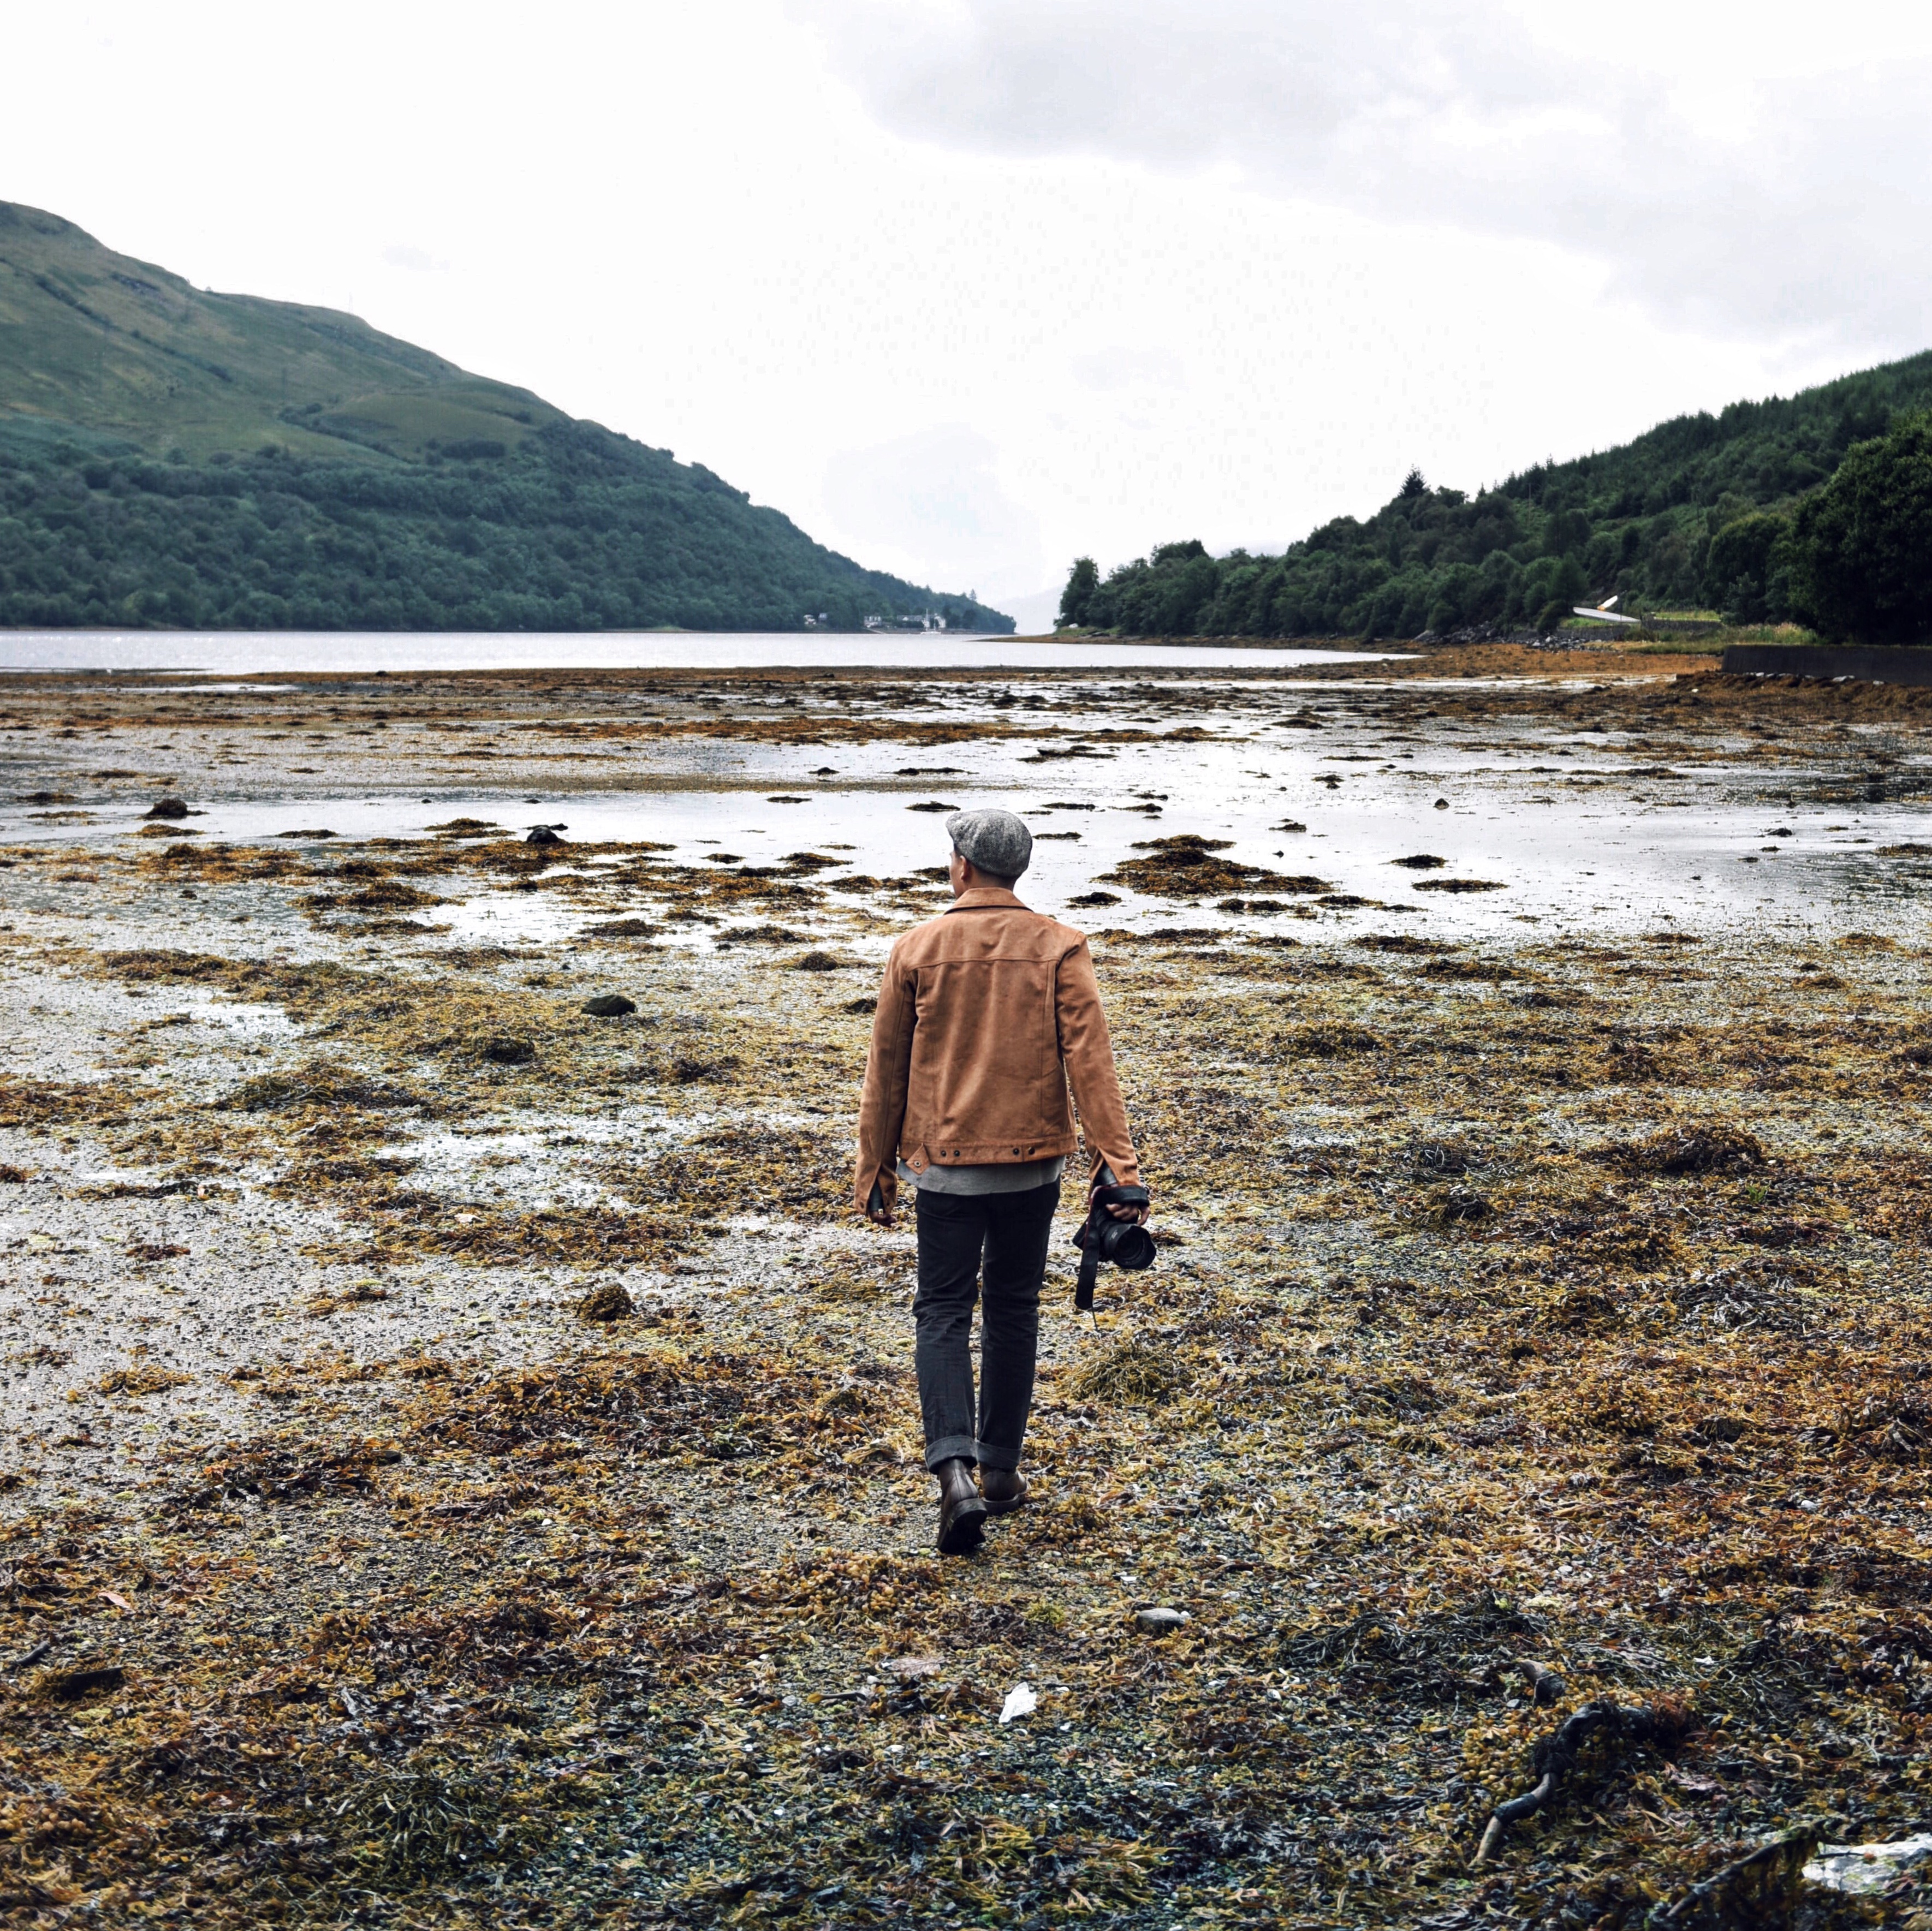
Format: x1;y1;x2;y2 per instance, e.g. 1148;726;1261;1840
853;887;1140;1213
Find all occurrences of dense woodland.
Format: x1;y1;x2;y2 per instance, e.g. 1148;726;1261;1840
0;418;1009;633
1060;351;1932;641
0;201;1009;633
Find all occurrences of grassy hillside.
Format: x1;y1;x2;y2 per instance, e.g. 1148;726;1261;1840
0;202;1012;631
1059;352;1932;639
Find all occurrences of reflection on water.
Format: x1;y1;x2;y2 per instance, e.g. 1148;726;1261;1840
6;702;1925;944
0;629;1393;676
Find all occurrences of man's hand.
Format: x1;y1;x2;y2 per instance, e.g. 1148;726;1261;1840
865;1179;894;1228
1091;1178;1151;1225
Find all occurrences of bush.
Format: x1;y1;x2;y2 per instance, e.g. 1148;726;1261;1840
1057;555;1099;627
1703;510;1792;623
1786;413;1932;642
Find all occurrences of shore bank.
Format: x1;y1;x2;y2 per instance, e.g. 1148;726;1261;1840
1;648;1928;1928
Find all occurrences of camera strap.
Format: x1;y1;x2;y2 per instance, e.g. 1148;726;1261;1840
1074;1240;1101;1314
1075;1159;1114;1318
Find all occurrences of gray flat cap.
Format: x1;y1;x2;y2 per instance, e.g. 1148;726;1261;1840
946;807;1032;880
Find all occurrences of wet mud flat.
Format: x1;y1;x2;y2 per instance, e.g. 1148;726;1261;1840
0;646;1929;1929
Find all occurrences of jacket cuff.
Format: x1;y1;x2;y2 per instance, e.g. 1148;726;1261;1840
855;1163;899;1213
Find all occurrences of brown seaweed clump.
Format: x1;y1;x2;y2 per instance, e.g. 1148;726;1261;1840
1103;834;1329;898
1609;1124;1769;1176
576;1282;637;1323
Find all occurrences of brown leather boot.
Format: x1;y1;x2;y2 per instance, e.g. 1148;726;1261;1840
933;1457;988;1555
979;1469;1030;1515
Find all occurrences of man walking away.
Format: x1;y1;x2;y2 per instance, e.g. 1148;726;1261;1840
854;807;1149;1555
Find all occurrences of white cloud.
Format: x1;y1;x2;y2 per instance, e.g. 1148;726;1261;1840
1071;346;1185;392
381;243;448;273
822;426;1044;601
800;0;1932;353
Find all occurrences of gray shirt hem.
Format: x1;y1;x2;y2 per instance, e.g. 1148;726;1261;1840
899;1155;1067;1196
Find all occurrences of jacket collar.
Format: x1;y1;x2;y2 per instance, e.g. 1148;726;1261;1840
944;886;1026;914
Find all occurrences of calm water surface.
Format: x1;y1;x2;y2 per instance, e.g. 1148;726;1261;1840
0;630;1393;676
7;687;1924;945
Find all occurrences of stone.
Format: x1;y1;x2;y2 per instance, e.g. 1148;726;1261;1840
582;994;637;1017
525;825;567;847
144;797;189;820
481;1035;536;1065
793;951;841;972
1134;1606;1188;1636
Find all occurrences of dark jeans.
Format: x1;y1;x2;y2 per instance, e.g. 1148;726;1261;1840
912;1182;1060;1473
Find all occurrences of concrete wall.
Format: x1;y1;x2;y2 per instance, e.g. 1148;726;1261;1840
1721;645;1932;687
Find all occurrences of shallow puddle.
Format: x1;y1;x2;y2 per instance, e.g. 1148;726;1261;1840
7;687;1926;941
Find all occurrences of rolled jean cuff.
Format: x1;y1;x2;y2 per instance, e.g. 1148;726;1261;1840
924;1433;978;1471
974;1443;1019;1474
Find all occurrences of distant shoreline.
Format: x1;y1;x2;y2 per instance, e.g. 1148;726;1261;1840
0;631;1400;678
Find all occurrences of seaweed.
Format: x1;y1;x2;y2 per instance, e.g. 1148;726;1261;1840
2;655;1930;1930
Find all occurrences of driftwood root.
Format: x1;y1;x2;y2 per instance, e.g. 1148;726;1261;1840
1472;1697;1691;1866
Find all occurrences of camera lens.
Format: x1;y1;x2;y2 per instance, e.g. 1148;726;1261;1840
1097;1220;1157;1270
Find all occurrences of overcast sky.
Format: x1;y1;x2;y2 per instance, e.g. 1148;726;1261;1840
7;2;1929;627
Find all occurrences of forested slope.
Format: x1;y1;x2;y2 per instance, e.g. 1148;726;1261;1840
1060;352;1932;639
0;202;1009;631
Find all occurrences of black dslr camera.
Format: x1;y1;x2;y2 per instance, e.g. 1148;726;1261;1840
1073;1166;1155;1311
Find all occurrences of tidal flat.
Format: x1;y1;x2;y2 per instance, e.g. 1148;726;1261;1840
1;644;1929;1929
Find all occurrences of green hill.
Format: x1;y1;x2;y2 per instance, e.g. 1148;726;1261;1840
1059;351;1932;639
0;202;1012;631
